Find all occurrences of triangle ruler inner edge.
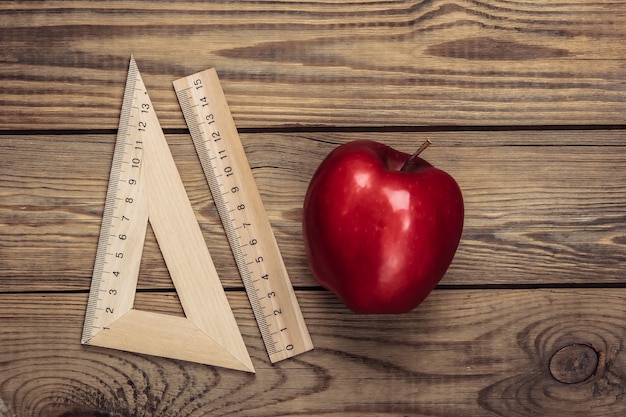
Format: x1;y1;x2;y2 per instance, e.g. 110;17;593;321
81;56;254;373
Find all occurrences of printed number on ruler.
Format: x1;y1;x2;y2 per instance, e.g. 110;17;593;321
173;70;313;362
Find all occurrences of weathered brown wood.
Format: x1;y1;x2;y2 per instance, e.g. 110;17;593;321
0;289;625;417
2;1;626;129
1;131;625;291
2;2;626;414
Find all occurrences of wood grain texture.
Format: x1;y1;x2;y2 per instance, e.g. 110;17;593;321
1;0;626;129
2;3;626;414
2;131;625;291
0;289;625;417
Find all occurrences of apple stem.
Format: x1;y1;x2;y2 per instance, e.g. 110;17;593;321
400;139;432;172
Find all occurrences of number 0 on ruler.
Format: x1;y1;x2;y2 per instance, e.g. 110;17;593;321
173;70;313;363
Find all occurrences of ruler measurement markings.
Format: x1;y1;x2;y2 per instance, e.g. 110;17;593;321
96;76;145;329
174;70;313;362
82;63;148;344
177;85;277;353
175;86;264;337
82;65;138;343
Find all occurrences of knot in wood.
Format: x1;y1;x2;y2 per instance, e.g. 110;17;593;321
549;344;599;384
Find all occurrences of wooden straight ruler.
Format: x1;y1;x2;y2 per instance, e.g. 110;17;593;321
173;70;314;363
82;57;254;372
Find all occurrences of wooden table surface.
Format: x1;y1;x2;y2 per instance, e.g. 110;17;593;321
2;2;626;416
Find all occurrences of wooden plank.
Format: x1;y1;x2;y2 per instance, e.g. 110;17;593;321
1;131;625;291
0;289;625;416
1;1;626;129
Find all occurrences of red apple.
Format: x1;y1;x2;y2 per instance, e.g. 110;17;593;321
302;140;464;313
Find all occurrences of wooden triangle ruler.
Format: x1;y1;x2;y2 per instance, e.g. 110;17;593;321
81;56;254;373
